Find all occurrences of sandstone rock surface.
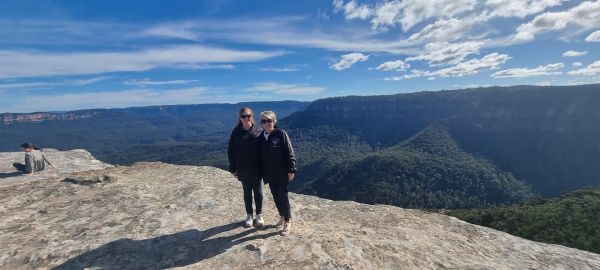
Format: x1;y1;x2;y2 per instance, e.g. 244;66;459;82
1;151;599;269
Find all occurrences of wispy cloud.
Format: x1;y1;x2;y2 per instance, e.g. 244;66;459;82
123;78;199;86
0;76;112;91
585;30;600;42
330;52;369;70
260;67;300;72
491;63;564;78
406;41;484;66
568;60;600;76
1;87;210;113
375;60;409;71
247;82;325;95
389;53;511;80
333;0;372;20
0;46;282;79
562;50;587;57
513;1;600;41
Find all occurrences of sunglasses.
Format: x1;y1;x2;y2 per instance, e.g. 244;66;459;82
260;119;273;124
240;114;252;119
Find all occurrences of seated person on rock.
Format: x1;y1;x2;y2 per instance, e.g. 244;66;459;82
13;143;55;176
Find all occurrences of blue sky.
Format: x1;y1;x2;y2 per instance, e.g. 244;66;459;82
1;0;599;113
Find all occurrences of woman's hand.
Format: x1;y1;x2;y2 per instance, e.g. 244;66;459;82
288;173;295;182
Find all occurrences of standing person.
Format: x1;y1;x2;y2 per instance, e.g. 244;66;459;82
13;143;55;175
258;111;297;236
228;107;265;228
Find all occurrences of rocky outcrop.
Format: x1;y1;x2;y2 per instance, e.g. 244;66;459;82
0;149;112;187
0;112;99;125
0;151;599;269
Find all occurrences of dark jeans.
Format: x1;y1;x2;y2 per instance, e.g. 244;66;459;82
13;163;27;173
241;178;263;215
269;181;291;221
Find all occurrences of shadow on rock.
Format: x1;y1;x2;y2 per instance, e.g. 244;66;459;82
52;223;279;270
0;171;23;179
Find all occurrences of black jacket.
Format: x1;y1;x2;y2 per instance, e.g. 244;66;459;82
259;128;297;184
228;124;263;181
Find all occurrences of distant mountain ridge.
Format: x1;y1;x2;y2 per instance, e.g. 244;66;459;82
0;101;309;164
282;84;600;205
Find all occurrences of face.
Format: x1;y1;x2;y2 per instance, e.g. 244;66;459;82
240;110;252;125
261;117;275;132
22;147;32;152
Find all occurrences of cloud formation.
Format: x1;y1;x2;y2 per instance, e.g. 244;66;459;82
376;60;410;71
0;46;283;79
248;82;325;95
330;52;369;70
491;63;564;78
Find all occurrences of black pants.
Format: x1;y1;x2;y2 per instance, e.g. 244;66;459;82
13;163;27;173
269;181;291;221
241;178;263;215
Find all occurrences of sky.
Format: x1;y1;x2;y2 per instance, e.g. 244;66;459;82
0;0;599;113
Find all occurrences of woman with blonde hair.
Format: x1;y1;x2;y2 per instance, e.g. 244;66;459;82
258;110;297;236
228;107;264;228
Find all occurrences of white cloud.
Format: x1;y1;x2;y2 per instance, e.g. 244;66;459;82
481;0;564;19
123;79;199;86
534;81;552;86
585;30;600;42
568;60;600;76
3;87;209;112
375;60;409;71
247;82;325;95
562;50;587;57
491;63;564;78
0;46;283;79
572;62;583;67
407;18;478;43
513;1;600;41
330;52;369;70
0;76;111;91
398;53;511;79
333;0;372;20
406;41;484;66
370;0;477;31
143;23;200;40
260;67;300;72
433;53;510;77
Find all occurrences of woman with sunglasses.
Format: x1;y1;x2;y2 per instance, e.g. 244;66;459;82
228;107;264;228
258;111;297;236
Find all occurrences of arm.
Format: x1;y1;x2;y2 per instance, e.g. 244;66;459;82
281;130;297;181
25;154;33;175
42;154;55;169
227;130;238;177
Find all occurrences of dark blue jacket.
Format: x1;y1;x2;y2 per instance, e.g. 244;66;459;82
259;128;297;184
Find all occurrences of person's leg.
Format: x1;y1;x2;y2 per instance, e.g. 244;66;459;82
252;179;264;215
279;183;292;222
269;182;283;217
241;179;254;215
13;163;26;172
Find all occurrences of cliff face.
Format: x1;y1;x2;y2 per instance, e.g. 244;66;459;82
0;112;100;125
1;151;599;269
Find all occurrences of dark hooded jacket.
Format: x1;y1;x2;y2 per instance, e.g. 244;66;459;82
228;124;263;181
259;127;297;184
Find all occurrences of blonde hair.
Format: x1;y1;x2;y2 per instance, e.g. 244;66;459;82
260;111;277;123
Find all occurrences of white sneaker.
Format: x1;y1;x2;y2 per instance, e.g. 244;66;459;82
281;221;292;236
244;214;254;228
255;214;264;227
275;216;284;228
